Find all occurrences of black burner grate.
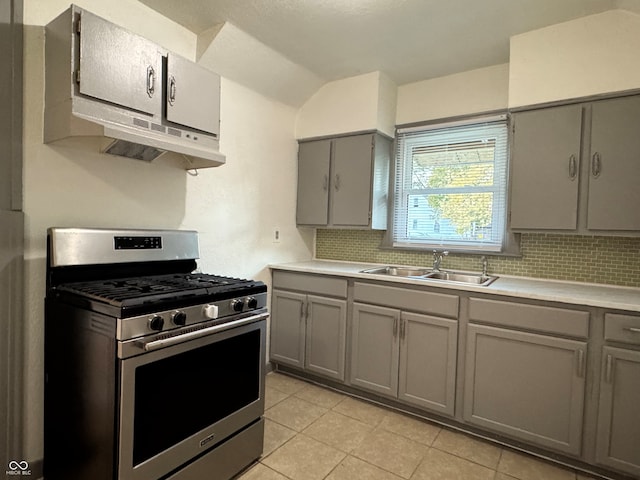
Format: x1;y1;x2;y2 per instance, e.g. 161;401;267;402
56;273;262;307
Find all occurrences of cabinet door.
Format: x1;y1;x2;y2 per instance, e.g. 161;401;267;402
509;105;582;230
331;134;373;226
350;303;400;397
464;324;586;455
305;295;347;381
270;290;305;368
296;140;330;225
588;96;640;230
398;313;457;416
595;347;640;477
78;10;162;116
165;53;220;136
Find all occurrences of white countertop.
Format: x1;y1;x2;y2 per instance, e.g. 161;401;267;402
270;259;640;313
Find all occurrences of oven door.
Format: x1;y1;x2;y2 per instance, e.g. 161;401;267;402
118;312;267;480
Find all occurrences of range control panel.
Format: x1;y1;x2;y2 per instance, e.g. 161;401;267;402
114;236;162;250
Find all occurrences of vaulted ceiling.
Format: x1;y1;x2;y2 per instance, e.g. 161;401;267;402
139;0;640;105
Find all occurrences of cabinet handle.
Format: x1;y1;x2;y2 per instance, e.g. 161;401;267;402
168;76;176;105
146;65;156;98
605;354;613;383
591;152;601;178
299;302;305;321
625;327;640;333
576;349;585;378
393;318;398;338
334;174;341;191
323;174;328;191
400;318;406;340
568;155;577;180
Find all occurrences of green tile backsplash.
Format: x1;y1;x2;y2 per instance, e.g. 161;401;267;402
316;229;640;288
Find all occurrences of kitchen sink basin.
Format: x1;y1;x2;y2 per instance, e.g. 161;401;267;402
361;266;498;286
424;271;498;286
360;266;431;277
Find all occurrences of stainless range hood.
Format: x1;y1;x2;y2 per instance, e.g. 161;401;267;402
45;96;226;169
44;5;225;170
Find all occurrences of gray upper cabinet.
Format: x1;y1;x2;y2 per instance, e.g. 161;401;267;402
464;324;586;456
296;133;390;229
0;0;22;212
595;346;640;477
78;10;162;117
509;104;582;230
509;94;640;233
331;135;375;226
165;53;220;137
296;140;331;225
587;96;640;231
65;6;221;142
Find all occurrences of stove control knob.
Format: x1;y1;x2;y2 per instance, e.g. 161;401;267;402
203;304;219;319
148;315;164;331
231;299;244;312
172;311;187;326
246;297;258;309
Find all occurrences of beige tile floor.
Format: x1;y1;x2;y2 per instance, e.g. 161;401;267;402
236;372;599;480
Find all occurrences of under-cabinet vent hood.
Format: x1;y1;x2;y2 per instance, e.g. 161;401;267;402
44;5;225;170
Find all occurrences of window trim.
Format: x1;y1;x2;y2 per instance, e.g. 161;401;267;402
383;112;521;256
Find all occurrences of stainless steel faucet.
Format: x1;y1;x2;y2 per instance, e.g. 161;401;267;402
432;250;448;272
481;256;489;278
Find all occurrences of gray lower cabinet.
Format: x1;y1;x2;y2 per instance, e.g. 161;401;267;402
595;347;640;477
464;324;587;456
296;133;390;229
595;313;640;477
305;295;347;380
270;290;306;368
350;303;400;396
350;303;457;416
398;312;458;415
270;289;347;381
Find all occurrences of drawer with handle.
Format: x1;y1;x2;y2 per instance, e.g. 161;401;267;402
604;313;640;345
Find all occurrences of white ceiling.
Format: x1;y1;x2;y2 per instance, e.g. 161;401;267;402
137;0;640;107
139;0;640;86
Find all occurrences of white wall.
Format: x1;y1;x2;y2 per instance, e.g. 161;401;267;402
197;22;325;108
509;9;640;107
396;64;509;125
22;0;313;463
295;71;397;138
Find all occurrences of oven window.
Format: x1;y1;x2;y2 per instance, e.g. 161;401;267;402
132;328;261;465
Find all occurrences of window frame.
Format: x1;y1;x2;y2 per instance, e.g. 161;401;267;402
385;113;520;255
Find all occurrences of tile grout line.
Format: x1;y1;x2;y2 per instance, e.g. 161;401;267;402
265;374;586;480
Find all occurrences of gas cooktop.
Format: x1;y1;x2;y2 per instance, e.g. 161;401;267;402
51;273;267;317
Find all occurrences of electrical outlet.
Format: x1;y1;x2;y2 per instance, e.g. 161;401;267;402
273;228;281;243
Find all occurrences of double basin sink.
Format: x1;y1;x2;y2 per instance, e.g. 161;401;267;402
360;266;498;286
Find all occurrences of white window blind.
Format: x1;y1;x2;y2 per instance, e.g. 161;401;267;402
393;117;509;251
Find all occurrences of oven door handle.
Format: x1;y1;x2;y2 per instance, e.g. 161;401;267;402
141;312;269;352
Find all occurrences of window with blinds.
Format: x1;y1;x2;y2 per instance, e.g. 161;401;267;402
392;117;509;251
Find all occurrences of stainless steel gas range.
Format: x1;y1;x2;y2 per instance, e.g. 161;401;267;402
44;228;268;480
